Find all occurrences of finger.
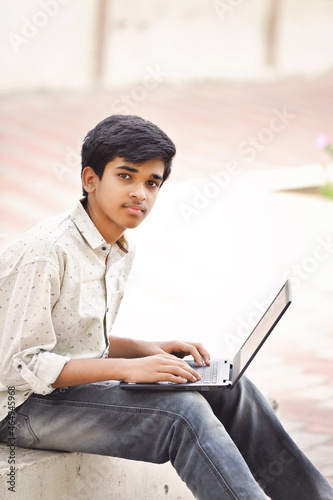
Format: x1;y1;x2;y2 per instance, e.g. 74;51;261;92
167;341;197;360
172;356;201;374
179;343;205;367
157;366;199;384
169;341;211;366
157;353;182;362
161;341;190;358
188;342;211;366
165;363;200;382
160;353;198;374
154;354;196;374
156;373;189;384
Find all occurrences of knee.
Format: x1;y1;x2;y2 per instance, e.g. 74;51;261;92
233;376;275;418
167;391;211;416
163;392;218;449
160;391;217;433
233;375;260;399
238;376;268;402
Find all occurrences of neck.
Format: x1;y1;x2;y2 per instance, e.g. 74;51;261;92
83;198;125;245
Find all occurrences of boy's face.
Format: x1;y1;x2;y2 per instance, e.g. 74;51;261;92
83;157;165;241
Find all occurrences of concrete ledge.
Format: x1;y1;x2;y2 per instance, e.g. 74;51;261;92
0;444;195;500
244;163;330;193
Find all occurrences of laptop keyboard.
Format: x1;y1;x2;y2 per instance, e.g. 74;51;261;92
187;360;218;384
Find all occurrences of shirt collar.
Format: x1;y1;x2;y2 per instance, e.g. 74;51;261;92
70;199;129;254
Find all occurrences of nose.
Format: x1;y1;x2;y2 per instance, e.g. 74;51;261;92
129;183;147;201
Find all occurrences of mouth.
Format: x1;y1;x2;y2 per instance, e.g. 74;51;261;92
123;204;146;215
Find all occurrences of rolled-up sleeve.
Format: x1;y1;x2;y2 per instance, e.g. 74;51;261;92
0;259;70;394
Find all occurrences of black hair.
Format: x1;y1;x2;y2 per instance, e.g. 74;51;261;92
81;115;176;196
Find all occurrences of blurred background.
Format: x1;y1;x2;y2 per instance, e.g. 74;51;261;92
2;0;333;89
1;0;333;487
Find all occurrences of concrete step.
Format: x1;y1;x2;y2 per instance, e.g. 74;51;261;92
0;444;195;500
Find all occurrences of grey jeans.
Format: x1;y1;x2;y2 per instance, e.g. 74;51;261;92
1;376;332;500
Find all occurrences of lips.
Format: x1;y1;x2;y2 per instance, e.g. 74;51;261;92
123;204;146;215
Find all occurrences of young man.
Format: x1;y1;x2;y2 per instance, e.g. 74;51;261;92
0;115;332;499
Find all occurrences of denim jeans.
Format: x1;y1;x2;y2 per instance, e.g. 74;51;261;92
1;376;332;500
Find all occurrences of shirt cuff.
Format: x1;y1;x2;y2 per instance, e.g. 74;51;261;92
13;353;71;395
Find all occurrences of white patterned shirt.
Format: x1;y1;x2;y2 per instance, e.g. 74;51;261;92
0;200;135;422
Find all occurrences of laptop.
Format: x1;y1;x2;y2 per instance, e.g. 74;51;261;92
119;280;292;392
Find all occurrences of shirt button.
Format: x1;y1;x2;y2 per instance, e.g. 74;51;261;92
17;364;22;370
102;246;107;251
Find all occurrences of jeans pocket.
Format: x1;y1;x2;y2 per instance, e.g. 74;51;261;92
13;412;39;449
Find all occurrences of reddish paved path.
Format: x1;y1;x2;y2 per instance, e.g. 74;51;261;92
1;74;333;238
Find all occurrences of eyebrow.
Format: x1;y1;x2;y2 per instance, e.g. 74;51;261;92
115;165;163;182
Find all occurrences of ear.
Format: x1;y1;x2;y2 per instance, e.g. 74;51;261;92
82;167;98;194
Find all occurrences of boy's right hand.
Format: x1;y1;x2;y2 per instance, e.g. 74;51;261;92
120;354;201;384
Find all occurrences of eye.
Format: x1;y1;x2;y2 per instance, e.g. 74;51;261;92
118;173;131;179
147;180;161;188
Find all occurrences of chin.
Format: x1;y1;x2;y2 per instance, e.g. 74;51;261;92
125;220;144;229
118;216;144;229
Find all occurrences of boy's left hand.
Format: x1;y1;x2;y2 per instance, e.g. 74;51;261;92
145;340;210;367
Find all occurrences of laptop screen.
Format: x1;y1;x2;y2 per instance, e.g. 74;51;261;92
232;280;292;386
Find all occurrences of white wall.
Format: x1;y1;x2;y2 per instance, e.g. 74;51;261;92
1;0;333;92
104;0;268;85
278;0;333;75
1;0;96;91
